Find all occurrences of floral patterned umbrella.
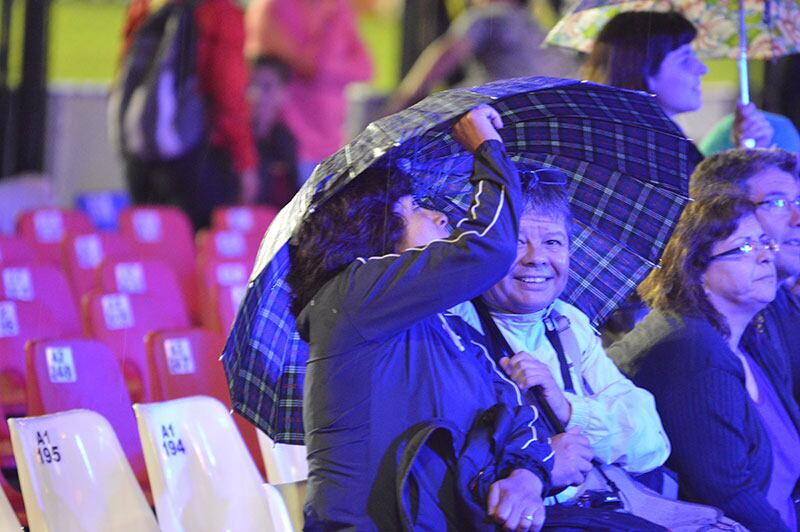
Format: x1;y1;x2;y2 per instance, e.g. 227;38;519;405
546;0;800;103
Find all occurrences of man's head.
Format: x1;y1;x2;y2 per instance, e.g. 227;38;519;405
483;176;572;314
689;148;800;279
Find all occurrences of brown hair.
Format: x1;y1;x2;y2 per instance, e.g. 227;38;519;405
581;12;696;92
287;165;413;316
689;148;800;200
638;195;756;337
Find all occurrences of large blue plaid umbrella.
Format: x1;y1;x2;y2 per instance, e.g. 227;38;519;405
222;77;703;444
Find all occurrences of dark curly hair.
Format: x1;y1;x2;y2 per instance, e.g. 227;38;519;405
638;195;756;338
582;12;696;92
287;165;414;316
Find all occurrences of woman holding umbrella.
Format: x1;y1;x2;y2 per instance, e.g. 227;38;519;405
287;105;559;530
608;189;800;531
581;11;781;152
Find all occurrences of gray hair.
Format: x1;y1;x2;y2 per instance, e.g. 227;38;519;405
520;168;573;237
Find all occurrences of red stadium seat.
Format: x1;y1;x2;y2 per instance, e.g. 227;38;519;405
82;291;190;404
208;284;247;334
25;337;150;495
145;327;265;479
118;206;197;320
0;263;82;335
97;259;189;320
16;208;93;265
62;232;137;301
196;228;261;266
210;205;278;235
0;402;25;526
196;258;250;332
0;299;76;419
0;235;37;265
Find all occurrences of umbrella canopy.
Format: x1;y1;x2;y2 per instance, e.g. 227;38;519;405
545;0;800;104
222;77;703;444
546;0;800;59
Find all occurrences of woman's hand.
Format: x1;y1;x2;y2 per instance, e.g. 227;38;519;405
733;103;774;148
501;352;572;425
487;468;546;531
452;104;503;153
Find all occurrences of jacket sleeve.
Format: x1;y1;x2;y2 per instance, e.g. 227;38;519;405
565;327;671;473
340;140;522;342
638;343;789;532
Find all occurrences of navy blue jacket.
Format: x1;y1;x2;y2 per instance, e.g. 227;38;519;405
610;310;799;532
297;141;554;530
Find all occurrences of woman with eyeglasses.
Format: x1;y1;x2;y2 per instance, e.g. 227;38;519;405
607;194;800;531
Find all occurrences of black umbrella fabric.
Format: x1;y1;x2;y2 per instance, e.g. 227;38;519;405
222;77;703;444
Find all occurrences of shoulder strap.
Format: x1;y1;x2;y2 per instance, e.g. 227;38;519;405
472;298;564;434
545;309;593;396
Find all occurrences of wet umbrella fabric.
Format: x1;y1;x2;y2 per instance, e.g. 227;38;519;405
222;77;703;444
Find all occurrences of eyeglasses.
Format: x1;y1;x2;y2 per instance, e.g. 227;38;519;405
709;238;780;261
755;197;800;213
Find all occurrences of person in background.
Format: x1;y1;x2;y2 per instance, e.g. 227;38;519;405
247;54;298;208
454;179;671;501
685;149;800;406
607;191;800;532
581;11;792;154
245;0;372;185
120;0;259;230
385;0;579;114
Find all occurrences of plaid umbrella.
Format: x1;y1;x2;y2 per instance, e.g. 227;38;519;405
545;0;800;104
222;77;703;444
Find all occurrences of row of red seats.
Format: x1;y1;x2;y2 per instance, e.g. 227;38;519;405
2;204;277;327
0;204;278;524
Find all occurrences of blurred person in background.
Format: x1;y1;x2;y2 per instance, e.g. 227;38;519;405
608;193;800;531
245;0;372;185
385;0;579;114
247;55;298;208
119;0;259;230
582;11;798;156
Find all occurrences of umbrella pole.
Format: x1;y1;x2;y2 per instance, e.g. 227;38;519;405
737;0;750;105
738;0;757;148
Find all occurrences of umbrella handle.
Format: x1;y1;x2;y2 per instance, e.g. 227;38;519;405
738;0;756;148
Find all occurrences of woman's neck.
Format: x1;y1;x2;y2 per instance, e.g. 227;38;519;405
723;307;758;352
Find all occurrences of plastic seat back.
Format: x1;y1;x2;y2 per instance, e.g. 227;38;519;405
257;431;308;484
0;235;37;265
0;299;73;419
25;337;148;487
74;190;131;231
16;208;93;265
62;232;136;301
9;409;158;532
146;328;265;478
82;291;190;403
197;258;249;333
210;205;278;234
97;259;189;319
1;264;82;335
134;396;277;531
0;479;21;532
119;206;197;318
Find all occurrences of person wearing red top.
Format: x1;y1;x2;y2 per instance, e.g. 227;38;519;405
245;0;372;184
120;0;259;229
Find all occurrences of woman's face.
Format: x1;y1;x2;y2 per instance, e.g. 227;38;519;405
703;214;777;317
393;195;450;252
646;43;708;117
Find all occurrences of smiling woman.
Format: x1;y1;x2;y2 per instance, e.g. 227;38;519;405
607;195;800;531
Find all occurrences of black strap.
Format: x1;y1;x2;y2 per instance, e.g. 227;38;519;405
471;299;620;496
472;298;565;434
544;318;575;393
